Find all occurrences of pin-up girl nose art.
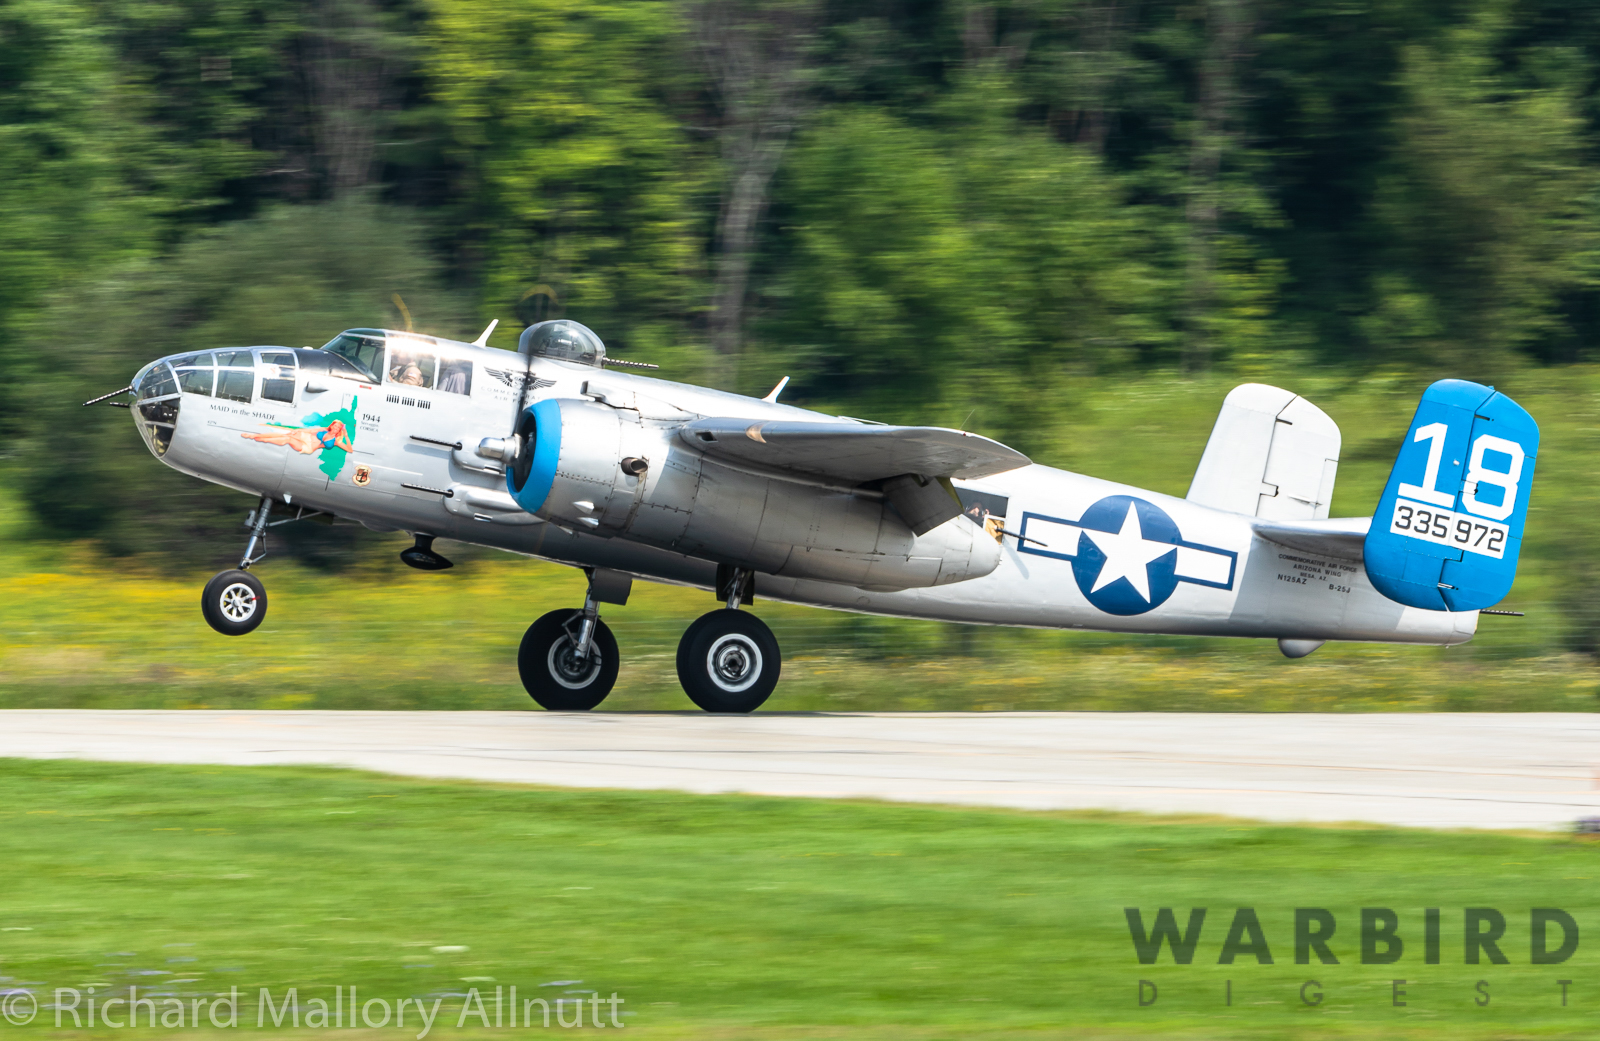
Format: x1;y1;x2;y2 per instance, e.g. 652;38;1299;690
243;417;353;456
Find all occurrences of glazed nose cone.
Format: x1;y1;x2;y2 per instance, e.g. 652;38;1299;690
132;357;182;457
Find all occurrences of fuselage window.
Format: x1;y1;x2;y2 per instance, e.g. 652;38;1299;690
176;353;215;396
216;356;255;403
259;351;297;404
387;349;436;390
436;359;473;395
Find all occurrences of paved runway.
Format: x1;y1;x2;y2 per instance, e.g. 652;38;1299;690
2;710;1598;831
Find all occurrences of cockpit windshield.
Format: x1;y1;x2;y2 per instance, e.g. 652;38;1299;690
319;330;386;382
518;320;606;368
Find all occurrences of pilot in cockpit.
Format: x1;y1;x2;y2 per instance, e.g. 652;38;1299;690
389;353;428;387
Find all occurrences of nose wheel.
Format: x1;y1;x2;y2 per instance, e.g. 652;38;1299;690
201;494;274;636
201;569;267;635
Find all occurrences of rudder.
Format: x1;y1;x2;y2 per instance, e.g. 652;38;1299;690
1364;379;1539;612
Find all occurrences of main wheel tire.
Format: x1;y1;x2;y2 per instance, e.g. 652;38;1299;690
201;569;267;636
518;609;619;711
676;609;781;713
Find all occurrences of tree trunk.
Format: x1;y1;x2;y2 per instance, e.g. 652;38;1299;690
301;0;398;198
709;129;788;359
1184;0;1252;374
694;1;815;378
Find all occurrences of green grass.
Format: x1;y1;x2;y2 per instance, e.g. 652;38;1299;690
2;363;1598;713
2;758;1600;1039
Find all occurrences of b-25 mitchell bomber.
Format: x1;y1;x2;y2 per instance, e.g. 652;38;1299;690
99;319;1539;713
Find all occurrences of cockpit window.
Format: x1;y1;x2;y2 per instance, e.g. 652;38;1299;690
386;347;436;389
518;320;606;368
323;352;371;379
437;358;472;395
319;331;385;382
382;341;473;396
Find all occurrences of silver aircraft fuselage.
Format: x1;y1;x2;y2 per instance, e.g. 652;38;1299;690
133;334;1472;648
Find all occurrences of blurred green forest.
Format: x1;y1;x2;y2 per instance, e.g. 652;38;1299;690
3;0;1600;703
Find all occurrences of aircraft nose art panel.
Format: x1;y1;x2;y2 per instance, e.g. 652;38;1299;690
1364;379;1539;612
678;419;1030;483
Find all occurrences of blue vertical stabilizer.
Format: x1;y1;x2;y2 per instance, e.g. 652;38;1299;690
1364;380;1538;612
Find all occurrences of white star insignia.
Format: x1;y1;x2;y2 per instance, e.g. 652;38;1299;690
1084;503;1176;602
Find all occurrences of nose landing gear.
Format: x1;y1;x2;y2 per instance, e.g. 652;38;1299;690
675;567;781;713
200;494;273;636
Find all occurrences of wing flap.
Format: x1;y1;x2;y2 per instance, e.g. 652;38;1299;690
680;419;1030;483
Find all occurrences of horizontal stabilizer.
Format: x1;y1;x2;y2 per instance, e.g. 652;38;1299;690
1188;384;1341;520
680;419;1030;484
1254;516;1371;561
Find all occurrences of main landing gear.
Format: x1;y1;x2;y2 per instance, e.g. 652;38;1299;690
201;494;273;636
515;565;783;714
675;567;781;714
518;569;627;711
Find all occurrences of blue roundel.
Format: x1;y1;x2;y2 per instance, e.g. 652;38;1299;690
1069;496;1182;616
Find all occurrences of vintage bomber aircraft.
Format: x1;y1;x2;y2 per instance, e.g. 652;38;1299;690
101;320;1539;712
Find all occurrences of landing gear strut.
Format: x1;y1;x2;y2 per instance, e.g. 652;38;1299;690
518;570;629;711
676;566;781;713
200;494;272;636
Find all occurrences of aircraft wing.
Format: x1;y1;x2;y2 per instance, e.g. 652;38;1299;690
679;418;1031;483
1252;516;1371;561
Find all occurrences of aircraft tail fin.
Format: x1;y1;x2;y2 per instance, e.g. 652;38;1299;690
1187;384;1341;520
1363;379;1539;612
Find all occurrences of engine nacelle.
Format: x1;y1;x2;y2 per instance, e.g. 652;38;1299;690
506;398;635;530
506;398;1002;591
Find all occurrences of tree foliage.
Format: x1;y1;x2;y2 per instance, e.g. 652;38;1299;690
4;0;1600;567
425;0;709;361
